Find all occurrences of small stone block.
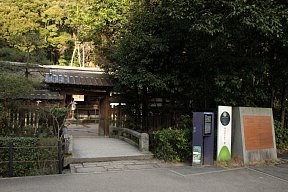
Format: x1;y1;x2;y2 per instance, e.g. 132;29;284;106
76;166;107;173
126;164;155;170
107;168;123;172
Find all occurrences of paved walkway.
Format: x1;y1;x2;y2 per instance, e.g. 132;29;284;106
1;163;288;192
67;123;100;137
72;137;152;160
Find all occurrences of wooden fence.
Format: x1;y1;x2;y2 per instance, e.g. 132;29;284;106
8;108;43;128
1;106;56;136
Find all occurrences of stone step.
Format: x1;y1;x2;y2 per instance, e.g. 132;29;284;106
69;159;161;174
64;152;154;166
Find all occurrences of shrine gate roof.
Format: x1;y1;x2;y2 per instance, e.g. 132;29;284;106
44;70;114;87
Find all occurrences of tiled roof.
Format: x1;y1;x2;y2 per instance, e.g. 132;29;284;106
44;70;114;87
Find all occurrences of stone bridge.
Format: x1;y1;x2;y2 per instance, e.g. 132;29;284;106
64;123;153;165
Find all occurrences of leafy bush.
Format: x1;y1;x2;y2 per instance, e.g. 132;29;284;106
50;107;68;138
151;127;192;162
0;137;59;177
0;47;26;62
0;74;34;99
0;47;51;64
274;120;288;149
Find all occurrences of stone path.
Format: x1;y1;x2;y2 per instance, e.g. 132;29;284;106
72;137;152;159
67;123;99;137
69;159;234;175
70;160;164;174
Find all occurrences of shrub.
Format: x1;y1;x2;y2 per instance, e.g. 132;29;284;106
50;107;68;138
151;127;192;162
274;120;288;149
0;47;51;64
0;47;26;62
0;137;59;177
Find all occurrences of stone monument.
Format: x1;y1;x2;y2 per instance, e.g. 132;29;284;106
232;107;277;164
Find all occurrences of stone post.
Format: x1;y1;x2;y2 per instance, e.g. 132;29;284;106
140;133;149;152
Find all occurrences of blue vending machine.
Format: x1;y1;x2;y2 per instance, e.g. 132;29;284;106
192;112;215;166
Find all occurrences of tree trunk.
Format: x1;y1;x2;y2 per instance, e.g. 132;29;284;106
135;87;142;130
25;68;29;78
77;45;81;66
82;44;85;67
70;46;77;66
142;86;149;131
280;83;287;129
271;88;275;108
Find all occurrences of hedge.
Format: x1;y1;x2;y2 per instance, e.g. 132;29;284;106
274;121;288;149
151;127;192;162
0;137;59;177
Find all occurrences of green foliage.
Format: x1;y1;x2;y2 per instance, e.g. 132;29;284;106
69;0;134;43
0;137;59;177
0;47;51;64
50;107;67;120
0;110;9;136
1;0;288;134
0;74;34;99
151;127;191;162
0;0;134;65
105;0;288;130
0;47;26;62
178;115;192;129
50;107;68;138
274;120;288;149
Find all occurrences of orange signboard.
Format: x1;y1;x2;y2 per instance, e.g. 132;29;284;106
243;116;274;151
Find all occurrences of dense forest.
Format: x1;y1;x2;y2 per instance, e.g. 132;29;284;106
0;0;133;66
1;0;288;132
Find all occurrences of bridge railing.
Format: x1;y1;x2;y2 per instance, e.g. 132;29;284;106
109;127;149;152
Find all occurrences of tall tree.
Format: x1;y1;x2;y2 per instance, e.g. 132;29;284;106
0;0;73;64
108;0;288;129
68;0;134;67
